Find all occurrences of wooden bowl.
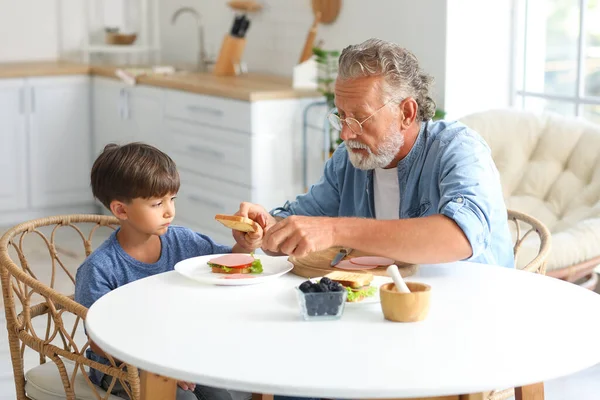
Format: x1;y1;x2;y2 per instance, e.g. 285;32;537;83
380;282;431;322
105;32;137;45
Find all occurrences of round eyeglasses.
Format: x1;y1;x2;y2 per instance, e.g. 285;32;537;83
328;99;395;135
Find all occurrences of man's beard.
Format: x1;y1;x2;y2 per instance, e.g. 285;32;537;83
345;132;404;170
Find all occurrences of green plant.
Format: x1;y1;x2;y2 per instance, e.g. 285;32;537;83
433;108;446;121
313;47;341;153
313;47;339;109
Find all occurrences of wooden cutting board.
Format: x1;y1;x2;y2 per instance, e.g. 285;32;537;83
288;247;418;278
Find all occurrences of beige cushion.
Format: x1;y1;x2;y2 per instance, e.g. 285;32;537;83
25;358;252;400
460;109;600;271
25;359;122;400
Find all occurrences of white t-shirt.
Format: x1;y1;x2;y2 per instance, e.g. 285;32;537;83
373;167;400;220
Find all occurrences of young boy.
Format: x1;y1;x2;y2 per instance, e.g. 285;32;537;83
75;142;254;400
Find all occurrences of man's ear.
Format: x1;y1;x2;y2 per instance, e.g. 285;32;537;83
110;200;129;221
400;98;419;128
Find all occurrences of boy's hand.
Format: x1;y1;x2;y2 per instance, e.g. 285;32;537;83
178;381;196;391
232;202;277;251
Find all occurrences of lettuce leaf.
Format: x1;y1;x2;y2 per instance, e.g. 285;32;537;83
250;258;263;274
345;285;377;302
207;262;232;272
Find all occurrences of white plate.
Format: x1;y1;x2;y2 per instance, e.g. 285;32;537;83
174;253;293;286
307;275;393;306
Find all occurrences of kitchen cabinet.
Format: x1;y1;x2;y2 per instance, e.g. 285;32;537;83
162;88;322;245
0;79;27;212
0;75;95;225
92;76;164;156
28;76;92;208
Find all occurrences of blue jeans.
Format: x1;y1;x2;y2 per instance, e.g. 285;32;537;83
100;374;246;400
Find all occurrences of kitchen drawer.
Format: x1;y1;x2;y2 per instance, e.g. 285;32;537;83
174;171;252;238
164;89;251;132
167;120;252;185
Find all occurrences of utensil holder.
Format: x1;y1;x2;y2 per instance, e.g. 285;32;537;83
213;34;247;76
380;282;431;322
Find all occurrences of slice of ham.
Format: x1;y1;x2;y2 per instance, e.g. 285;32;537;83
221;274;257;279
335;260;378;271
209;254;254;267
349;256;395;267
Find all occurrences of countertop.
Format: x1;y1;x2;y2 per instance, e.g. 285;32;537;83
0;61;321;102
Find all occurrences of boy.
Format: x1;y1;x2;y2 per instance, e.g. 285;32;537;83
75;142;254;400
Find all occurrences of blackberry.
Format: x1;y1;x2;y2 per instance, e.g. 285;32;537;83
319;277;332;287
327;306;339;315
330;282;344;292
317;303;328;315
299;280;312;293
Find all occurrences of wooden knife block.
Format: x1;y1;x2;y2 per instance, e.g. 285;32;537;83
213;34;247;76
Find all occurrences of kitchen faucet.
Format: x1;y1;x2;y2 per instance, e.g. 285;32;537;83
171;7;212;72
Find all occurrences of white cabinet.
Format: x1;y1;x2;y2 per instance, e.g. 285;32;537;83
0;79;27;212
162;88;322;245
28;76;93;209
92;77;164;157
0;76;94;225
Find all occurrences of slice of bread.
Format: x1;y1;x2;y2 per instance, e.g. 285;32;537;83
211;266;251;274
214;214;259;233
324;270;373;289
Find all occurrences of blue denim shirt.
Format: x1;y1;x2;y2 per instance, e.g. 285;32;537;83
271;119;514;268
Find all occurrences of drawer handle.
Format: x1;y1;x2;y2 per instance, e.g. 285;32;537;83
187;145;224;160
188;195;223;210
186;105;224;117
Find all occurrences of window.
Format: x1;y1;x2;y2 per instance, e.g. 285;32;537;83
515;0;600;124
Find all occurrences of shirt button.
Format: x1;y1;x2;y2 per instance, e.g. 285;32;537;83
456;197;464;203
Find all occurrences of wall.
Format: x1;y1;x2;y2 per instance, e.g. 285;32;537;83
0;0;514;117
0;0;59;61
444;0;514;119
160;0;448;108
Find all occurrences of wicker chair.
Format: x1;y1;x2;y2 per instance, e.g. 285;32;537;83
0;214;141;400
483;209;551;400
460;109;600;290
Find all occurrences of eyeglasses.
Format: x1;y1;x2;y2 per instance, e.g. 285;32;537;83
328;99;396;135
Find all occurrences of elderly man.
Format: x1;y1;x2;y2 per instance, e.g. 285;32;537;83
233;38;514;268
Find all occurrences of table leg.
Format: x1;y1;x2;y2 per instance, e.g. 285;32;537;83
515;383;544;400
252;394;274;400
140;370;177;400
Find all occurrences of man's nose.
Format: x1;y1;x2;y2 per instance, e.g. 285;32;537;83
339;124;357;142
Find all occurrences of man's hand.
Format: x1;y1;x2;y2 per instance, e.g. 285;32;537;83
263;215;336;257
232;202;277;251
178;381;196;391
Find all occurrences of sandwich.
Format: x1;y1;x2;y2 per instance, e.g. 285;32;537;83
324;271;377;302
208;253;263;274
214;214;260;233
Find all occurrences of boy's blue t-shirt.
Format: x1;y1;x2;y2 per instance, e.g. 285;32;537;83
74;225;232;385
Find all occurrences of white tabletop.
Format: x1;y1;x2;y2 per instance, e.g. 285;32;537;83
86;261;600;399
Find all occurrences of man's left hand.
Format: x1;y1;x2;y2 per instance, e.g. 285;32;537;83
263;216;336;257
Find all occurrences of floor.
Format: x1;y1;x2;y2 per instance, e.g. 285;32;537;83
1;224;600;400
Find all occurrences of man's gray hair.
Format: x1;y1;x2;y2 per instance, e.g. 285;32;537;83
337;38;436;121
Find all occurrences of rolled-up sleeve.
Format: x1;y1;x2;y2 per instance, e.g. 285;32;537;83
271;147;343;218
438;131;503;260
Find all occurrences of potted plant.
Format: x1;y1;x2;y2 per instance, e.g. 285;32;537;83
313;46;341;156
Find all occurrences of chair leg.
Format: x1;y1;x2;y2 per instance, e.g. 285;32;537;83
3;285;27;400
515;383;544;400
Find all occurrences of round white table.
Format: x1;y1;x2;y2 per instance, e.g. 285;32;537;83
86;261;600;399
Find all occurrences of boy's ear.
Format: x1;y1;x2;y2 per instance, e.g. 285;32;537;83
110;200;129;221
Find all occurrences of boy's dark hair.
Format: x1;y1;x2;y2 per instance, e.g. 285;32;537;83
91;142;180;209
